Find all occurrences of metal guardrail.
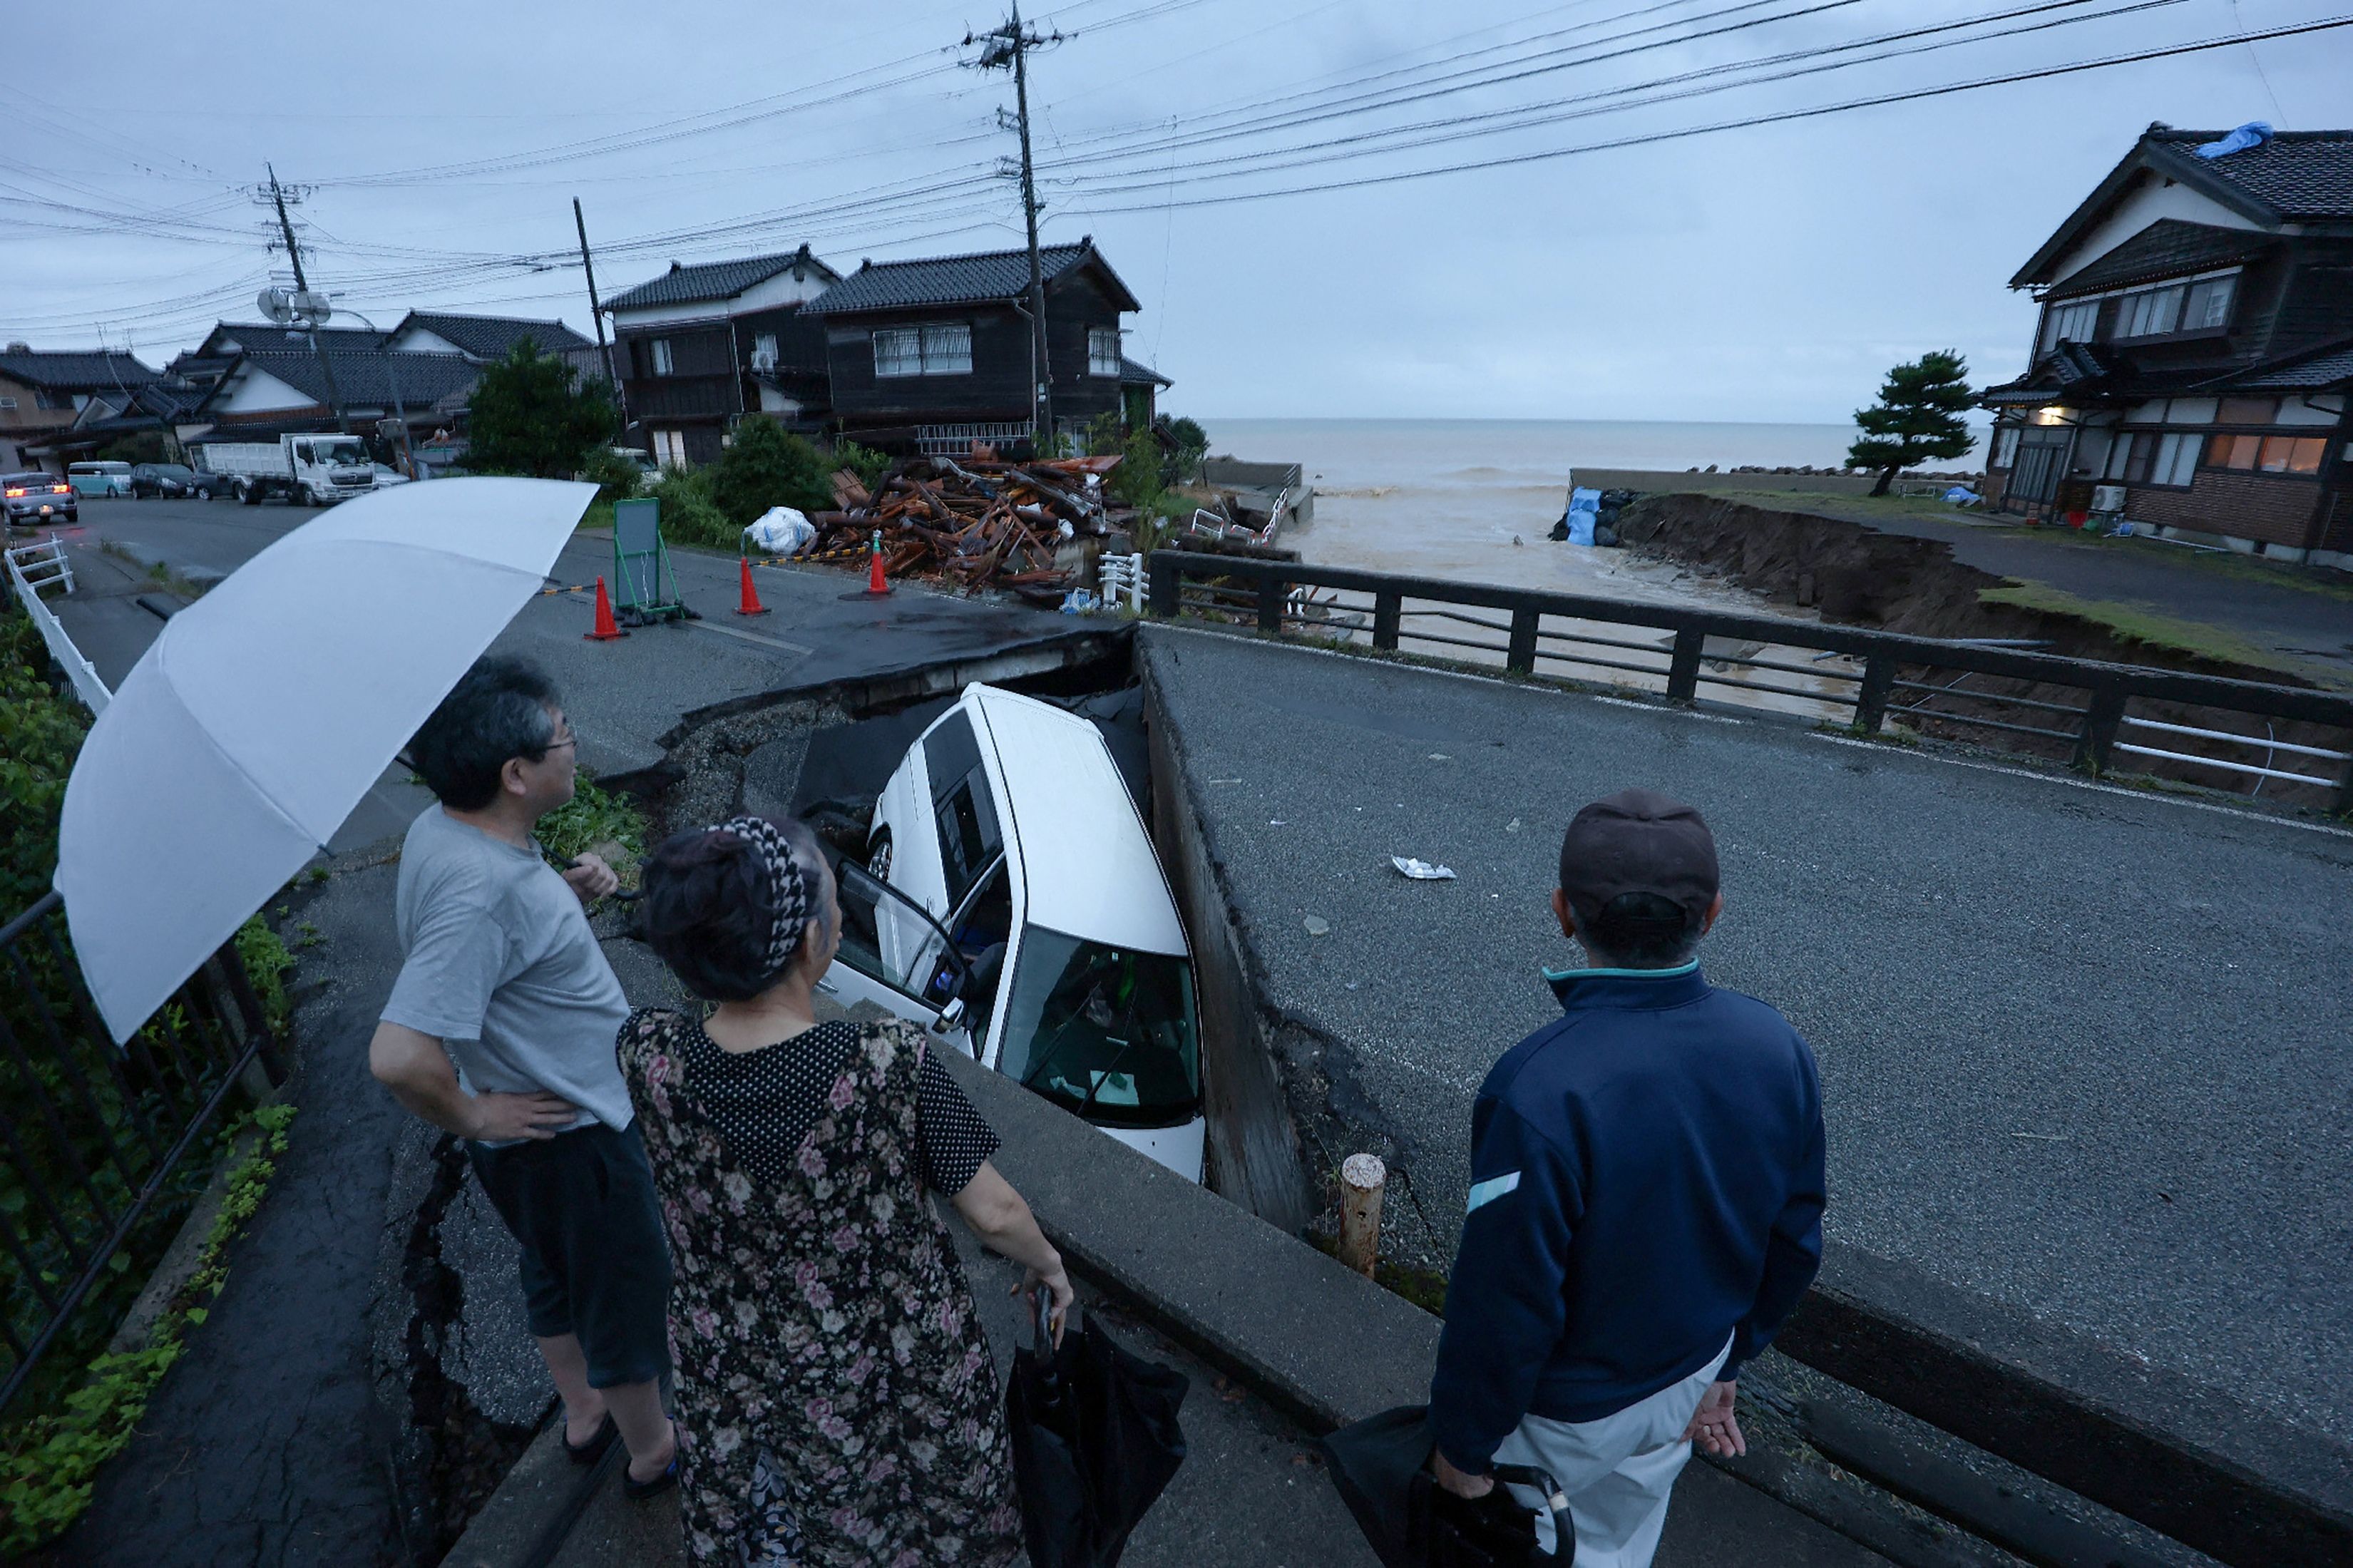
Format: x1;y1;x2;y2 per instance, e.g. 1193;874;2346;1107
1144;550;2353;813
7;538;109;714
0;888;284;1413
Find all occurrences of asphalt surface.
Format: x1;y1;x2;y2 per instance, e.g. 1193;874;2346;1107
1142;622;2353;1450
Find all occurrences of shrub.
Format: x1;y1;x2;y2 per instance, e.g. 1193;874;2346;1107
709;417;831;527
830;439;893;496
579;447;642;504
466;342;618;479
1;610;87;916
1109;426;1167;512
649;465;733;550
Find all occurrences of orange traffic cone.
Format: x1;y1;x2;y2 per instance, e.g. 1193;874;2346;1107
734;557;769;616
863;533;891;597
584;576;628;640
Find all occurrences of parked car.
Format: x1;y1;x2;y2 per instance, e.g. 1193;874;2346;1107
66;460;133;498
369;463;414;487
2;472;78;526
821;684;1206;1182
130;462;197;498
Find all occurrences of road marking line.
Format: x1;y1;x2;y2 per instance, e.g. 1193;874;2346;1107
692;620;814;657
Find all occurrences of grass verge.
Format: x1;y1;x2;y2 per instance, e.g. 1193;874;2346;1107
1976;580;2321;681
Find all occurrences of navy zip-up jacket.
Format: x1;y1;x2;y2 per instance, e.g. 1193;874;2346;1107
1429;963;1825;1473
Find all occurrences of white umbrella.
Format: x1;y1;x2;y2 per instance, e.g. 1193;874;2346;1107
56;477;597;1042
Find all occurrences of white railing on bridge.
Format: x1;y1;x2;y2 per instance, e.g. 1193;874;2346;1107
2114;714;2352;792
7;537;111;714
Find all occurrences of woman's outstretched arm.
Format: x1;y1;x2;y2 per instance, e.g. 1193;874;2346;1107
950;1161;1076;1338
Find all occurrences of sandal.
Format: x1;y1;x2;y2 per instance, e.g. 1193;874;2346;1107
563;1412;617;1466
622;1451;680;1501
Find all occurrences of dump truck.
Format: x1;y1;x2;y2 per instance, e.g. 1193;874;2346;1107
192;434;376;507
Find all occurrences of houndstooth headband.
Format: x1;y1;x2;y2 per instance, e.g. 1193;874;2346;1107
717;816;813;979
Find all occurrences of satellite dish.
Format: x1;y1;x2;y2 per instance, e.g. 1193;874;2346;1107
291;290;332;324
258;287;294;324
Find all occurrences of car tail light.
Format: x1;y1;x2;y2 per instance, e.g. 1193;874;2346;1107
51;484;71;494
4;488;23;498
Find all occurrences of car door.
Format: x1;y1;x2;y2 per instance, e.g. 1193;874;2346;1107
819;857;977;1056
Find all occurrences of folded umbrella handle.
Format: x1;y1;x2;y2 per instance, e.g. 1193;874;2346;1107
1490;1463;1572;1556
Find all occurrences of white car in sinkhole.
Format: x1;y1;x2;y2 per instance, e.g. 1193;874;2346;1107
817;683;1206;1184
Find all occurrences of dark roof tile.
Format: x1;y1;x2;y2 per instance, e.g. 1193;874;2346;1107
217;350;483;409
806;242;1139;315
605;247;834;310
0;350;160;389
2044;220;2273;299
1119;355;1170;387
398;312;591;360
2146;128;2353;220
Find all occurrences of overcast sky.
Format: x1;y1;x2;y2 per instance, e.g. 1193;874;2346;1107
8;0;2346;422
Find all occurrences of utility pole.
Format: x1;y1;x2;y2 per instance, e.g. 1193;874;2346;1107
260;163;349;434
573;198;627;441
966;4;1061;451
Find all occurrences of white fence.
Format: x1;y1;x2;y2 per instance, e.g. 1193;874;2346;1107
6;537;110;714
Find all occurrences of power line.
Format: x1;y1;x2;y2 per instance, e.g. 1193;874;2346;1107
1069;11;2353;213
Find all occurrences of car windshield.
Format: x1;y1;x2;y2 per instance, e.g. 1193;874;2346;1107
1002;927;1199;1127
320;439;368;466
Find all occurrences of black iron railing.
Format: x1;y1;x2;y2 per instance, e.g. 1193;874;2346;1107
1145;550;2353;813
0;887;284;1414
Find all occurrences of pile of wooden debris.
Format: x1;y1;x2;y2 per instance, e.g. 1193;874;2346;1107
804;453;1127;603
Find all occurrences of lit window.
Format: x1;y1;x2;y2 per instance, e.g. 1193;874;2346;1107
650;339;675;377
2256;435;2327;475
2183;275;2236;331
2208;433;2263;471
1088;327;1123;377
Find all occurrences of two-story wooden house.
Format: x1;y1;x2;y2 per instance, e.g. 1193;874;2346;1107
803;239;1165;453
0;348;161;472
1981;125;2353;568
603;246;842;468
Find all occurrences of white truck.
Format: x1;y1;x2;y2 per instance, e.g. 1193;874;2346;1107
193;434;377;507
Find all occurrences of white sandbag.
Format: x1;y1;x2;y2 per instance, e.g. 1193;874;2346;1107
743;506;816;555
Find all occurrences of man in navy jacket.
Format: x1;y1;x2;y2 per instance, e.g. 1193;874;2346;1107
1428;789;1825;1564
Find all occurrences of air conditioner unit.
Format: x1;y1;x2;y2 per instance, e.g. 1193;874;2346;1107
2091;484;2126;513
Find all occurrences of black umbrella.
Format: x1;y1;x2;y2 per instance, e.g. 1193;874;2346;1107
1321;1405;1572;1567
1005;1289;1191;1567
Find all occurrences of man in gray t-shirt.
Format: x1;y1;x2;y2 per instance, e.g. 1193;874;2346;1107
369;655;678;1497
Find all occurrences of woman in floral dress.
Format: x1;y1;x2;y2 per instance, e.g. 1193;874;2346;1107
618;814;1073;1567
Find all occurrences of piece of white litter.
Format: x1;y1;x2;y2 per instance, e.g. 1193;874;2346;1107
1209;777;1244;785
2011;1132;2068;1141
1303;916;1331;937
1506;818;1522;832
1392;856;1457;881
1269;819;1287;826
1429;753;1451;761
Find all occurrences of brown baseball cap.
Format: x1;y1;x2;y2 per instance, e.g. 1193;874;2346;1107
1557;788;1720;928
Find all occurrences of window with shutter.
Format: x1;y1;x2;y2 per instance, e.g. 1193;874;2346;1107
921;323;972;374
1088;327;1122;376
873;329;923;378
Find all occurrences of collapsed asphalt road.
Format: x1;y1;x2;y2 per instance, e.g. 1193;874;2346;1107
1140;622;2353;1460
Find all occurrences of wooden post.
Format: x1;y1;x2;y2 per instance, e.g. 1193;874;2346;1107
1257;575;1284;635
1338;1153;1386;1278
1147;550;1179;617
2074;688;2128;772
1372;590;1401;651
1507;608;1539;675
1666;626;1706;703
1854;653;1896;734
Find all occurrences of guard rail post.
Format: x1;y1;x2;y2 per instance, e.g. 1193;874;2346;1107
2334;752;2353;818
1256;575;1283;635
1147;550;1181;617
1666;626;1706;703
1853;653;1897;734
1372;589;1401;651
2075;688;2128;773
1506;608;1539;675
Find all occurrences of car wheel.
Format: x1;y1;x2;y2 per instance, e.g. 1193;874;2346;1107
866;831;893;881
239;483;260;506
193;486;211;501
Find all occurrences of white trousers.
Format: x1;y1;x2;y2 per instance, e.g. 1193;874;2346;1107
1493;1338;1732;1567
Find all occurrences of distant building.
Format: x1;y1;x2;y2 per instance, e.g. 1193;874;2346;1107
804;238;1166;454
603;246;844;468
0;348;161;471
1982;124;2353;567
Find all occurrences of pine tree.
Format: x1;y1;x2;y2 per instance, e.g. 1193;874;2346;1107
1847;352;1977;497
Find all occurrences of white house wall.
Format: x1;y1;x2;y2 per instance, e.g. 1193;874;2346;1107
216;367;316;414
389;327;467;357
2047;172;2267;285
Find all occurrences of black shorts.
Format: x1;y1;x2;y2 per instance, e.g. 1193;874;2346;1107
468;1119;673;1388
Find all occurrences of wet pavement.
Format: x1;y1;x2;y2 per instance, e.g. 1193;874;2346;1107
1140;621;2353;1452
